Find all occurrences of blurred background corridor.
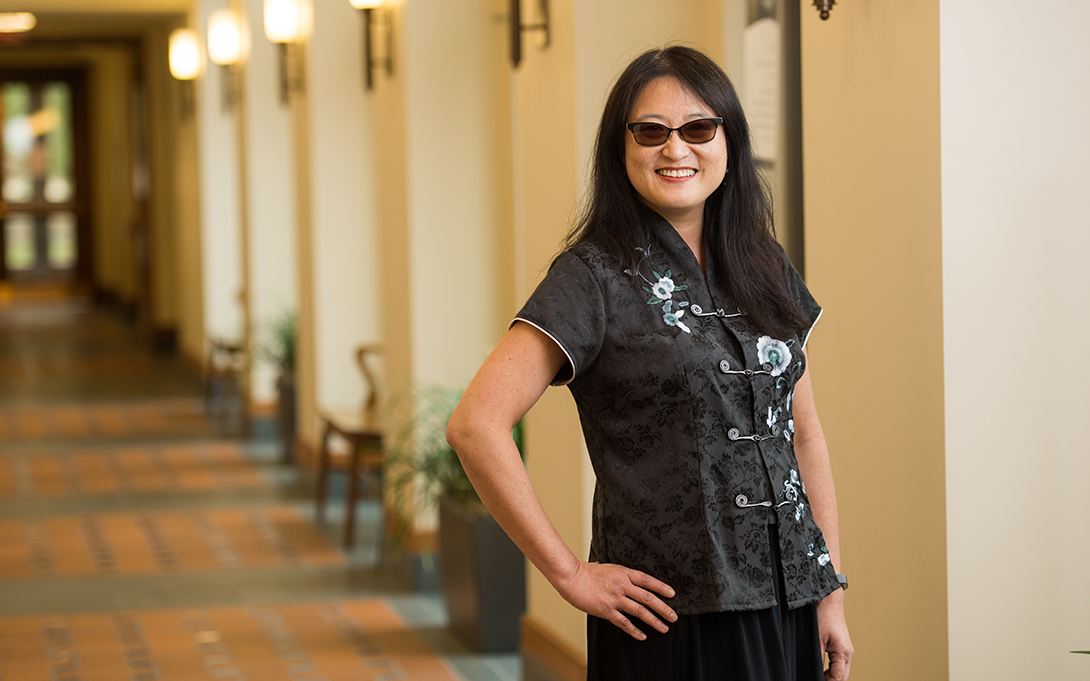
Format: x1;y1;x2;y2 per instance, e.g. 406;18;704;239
0;0;1087;680
0;298;518;680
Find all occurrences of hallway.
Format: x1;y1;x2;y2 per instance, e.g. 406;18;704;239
0;299;518;681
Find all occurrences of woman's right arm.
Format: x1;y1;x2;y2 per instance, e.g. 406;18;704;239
446;321;678;640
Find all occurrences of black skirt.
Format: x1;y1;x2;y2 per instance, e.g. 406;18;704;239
587;524;824;681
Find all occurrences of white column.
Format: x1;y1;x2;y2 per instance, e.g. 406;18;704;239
941;2;1090;679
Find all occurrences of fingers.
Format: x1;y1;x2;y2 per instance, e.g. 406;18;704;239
603;569;677;640
624;583;678;627
618;595;668;636
825;650;852;681
630;569;676;599
824;657;849;681
609;612;649;641
561;562;677;642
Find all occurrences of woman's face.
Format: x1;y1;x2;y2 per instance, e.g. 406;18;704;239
624;76;727;228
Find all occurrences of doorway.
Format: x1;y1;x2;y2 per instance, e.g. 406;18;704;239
0;69;92;296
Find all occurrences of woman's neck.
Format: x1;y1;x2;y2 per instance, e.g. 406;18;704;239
669;216;705;272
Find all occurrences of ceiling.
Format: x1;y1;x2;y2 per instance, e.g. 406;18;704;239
0;0;187;12
0;0;187;41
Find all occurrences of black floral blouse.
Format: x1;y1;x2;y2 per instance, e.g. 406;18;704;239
514;216;840;614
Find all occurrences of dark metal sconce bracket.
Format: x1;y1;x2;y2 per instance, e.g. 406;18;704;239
814;0;835;20
277;42;305;105
219;63;239;113
361;7;394;91
510;0;550;68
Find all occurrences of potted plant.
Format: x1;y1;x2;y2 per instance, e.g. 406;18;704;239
387;386;526;653
257;310;297;463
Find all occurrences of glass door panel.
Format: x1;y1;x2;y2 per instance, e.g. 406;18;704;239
4;213;35;270
42;83;74;203
47;211;77;269
0;75;83;287
2;82;34;203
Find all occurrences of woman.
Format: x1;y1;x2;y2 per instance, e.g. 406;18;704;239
447;46;853;681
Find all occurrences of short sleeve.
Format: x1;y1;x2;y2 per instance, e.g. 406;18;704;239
782;249;822;348
511;251;606;386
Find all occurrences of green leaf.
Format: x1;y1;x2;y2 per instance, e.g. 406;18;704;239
1072;651;1090;655
674;285;688;291
642;285;651;293
647;297;659;305
665;269;672;278
652;270;662;280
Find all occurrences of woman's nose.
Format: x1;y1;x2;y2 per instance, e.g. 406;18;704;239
661;132;690;159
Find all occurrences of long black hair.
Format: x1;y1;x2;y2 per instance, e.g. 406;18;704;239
566;45;807;340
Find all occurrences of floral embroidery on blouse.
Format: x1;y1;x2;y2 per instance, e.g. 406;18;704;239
807;540;832;566
627;246;692;334
781;469;806;523
756;336;792;376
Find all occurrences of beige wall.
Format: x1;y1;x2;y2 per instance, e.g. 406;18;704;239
307;0;379;413
241;0;298;404
197;0;244;342
801;2;947;679
371;0;513;399
941;3;1090;679
403;0;513;387
172;60;205;364
90;48;139;305
143;26;181;333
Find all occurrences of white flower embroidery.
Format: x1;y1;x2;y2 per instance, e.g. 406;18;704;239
810;540;832;566
782;469;805;523
784;418;794;442
756;336;792;377
651;277;675;300
662;301;690;334
633;248;691;335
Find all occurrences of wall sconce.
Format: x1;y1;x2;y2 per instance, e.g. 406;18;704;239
509;0;549;69
169;28;200;118
814;0;835;20
208;9;242;112
264;0;303;104
349;0;393;91
0;12;36;33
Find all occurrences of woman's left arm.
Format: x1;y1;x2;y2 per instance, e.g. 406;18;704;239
793;349;854;681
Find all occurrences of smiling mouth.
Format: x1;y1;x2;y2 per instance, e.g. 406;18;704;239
657;168;696;178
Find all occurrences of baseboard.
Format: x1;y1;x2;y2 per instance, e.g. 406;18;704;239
521;614;587;681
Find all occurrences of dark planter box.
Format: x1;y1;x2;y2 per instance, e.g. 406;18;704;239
276;373;296;464
439;494;526;652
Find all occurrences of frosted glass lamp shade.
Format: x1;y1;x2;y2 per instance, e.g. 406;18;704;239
264;0;301;43
349;0;384;8
0;12;36;33
169;29;201;80
208;9;242;65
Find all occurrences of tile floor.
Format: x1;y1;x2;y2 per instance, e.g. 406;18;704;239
0;299;519;681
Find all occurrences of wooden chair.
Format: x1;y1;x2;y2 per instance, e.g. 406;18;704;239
315;344;384;548
203;336;247;435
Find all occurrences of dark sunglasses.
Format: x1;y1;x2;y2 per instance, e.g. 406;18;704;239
626;117;724;146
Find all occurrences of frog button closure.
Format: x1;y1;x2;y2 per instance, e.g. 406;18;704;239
718;360;771;378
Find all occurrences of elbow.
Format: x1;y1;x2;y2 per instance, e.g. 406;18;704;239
445;405;473;454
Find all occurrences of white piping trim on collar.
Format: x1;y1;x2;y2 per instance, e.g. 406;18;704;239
510;317;576;386
802;308;823;350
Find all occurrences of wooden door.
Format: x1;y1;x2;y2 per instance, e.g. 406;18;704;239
0;69;92;294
